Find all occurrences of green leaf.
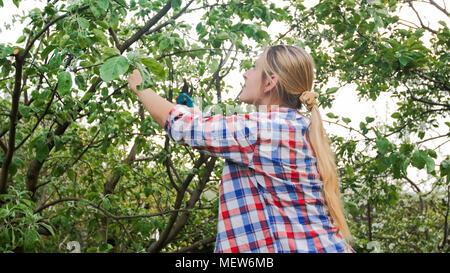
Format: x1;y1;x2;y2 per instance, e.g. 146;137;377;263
35;136;49;163
102;48;121;61
376;138;390;155
144;187;152;197
102;198;111;210
54;135;64;152
24;229;38;252
90;0;109;17
100;56;129;82
39;223;55;236
57;72;72;95
216;31;229;40
399;55;412;67
98;243;113;253
326;87;339;94
93;29;108;45
78;17;90;29
75;75;87;90
159;39;170;51
399;143;414;155
48;53;61;70
141;57;165;79
19;105;31;120
376;157;389;173
411;150;427;169
365;117;375;123
41;45;57;59
418;131;425;139
172;0;181;10
342;117;351;124
391;112;401;119
344;201;359;216
115;0;127;7
326;112;338;119
427;149;437;159
0;46;14;59
16;35;26;44
425;156;435;174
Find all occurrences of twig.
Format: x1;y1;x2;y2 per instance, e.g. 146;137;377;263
408;1;438;34
174;236;216;253
417;133;450;145
33;196;209;220
24;5;90;57
429;0;449;16
119;0;172;53
146;0;195;35
406;85;450;108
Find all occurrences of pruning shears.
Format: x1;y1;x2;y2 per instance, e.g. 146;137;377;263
176;79;194;108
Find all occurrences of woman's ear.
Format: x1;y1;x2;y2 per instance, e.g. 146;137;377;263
263;74;278;93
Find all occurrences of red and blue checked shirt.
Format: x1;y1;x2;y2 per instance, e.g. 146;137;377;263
164;104;355;253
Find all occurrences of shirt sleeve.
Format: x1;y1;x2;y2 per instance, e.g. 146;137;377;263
164;104;258;166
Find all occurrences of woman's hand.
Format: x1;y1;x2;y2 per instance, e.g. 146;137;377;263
128;69;143;94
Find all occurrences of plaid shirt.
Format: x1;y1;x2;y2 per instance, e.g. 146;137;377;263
164;104;354;253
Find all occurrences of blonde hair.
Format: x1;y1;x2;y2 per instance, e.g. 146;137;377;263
260;45;351;242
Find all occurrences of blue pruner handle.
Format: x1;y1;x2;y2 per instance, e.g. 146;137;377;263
176;92;194;108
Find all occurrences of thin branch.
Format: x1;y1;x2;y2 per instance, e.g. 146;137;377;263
435;139;450;150
14;85;57;151
166;157;217;244
0;76;14;82
429;0;449;16
0;53;24;195
411;69;450;92
119;0;172;53
24;5;90;57
146;0;195;35
147;152;209;253
72;63;102;73
398;18;421;29
174;236;216;253
404;175;422;194
323;119;373;141
408;1;438;34
441;186;450;250
0;140;7;153
417;133;450;145
108;28;121;49
406;85;450;108
33;196;208;220
71;128;102;168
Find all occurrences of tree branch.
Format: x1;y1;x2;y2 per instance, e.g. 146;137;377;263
440;186;450;250
406;85;450;108
24;5;90;57
147;152;209;253
408;1;438;34
34;196;207;220
119;0;172;53
417;133;450;145
108;28;121;49
165;157;217;244
146;0;195;35
14;85;57;151
174;236;216;253
429;0;449;16
0;53;24;195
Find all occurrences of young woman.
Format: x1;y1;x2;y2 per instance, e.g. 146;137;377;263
128;45;355;253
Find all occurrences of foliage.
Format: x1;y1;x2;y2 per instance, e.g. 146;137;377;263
0;0;448;253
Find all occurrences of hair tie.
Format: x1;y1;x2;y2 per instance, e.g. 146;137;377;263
299;91;319;111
